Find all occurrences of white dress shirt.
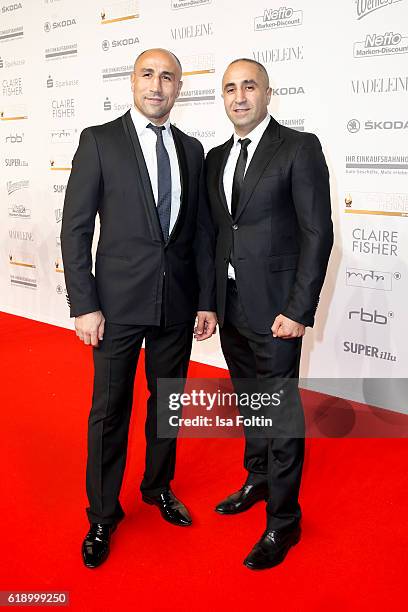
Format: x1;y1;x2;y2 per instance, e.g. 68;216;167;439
223;113;271;279
130;105;181;235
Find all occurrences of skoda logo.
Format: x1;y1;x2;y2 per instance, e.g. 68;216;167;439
44;21;51;33
102;39;110;51
347;119;360;133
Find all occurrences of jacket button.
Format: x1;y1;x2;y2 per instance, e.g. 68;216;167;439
232;224;238;230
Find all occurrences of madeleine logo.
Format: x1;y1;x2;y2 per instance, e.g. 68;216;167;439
100;1;139;24
355;0;402;20
254;6;303;31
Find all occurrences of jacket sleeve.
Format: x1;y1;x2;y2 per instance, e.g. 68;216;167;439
60;127;102;318
194;146;216;312
282;133;333;327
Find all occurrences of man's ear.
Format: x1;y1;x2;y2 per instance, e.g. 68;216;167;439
266;87;272;105
130;72;135;92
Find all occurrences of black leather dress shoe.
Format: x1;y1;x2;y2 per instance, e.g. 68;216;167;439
215;482;268;514
243;524;301;570
82;520;119;569
142;488;192;526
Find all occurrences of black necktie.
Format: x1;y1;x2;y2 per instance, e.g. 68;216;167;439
231;138;251;218
147;123;171;241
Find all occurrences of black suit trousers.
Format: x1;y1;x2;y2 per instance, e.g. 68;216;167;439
86;317;194;524
220;280;305;530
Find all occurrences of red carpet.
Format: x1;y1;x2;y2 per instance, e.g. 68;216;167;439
0;312;407;611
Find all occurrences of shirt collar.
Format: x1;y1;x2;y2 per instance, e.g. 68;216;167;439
130;105;172;137
233;114;271;148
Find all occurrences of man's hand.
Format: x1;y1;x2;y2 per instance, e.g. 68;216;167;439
271;314;305;339
75;310;105;347
194;311;218;341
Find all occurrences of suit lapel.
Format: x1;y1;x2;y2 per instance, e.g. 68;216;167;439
121;110;163;243
168;125;188;243
235;118;283;222
217;137;234;219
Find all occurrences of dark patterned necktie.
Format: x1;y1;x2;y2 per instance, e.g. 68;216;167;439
231;137;251;218
147;123;171;241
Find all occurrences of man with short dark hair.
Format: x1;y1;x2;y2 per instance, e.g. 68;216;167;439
61;48;216;568
206;58;333;569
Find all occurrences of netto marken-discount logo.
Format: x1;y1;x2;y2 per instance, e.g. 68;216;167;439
254;6;303;31
354;31;408;57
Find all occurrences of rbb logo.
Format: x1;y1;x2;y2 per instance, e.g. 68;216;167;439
5;134;23;143
348;307;392;325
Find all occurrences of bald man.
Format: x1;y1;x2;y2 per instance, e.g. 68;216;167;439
206;58;333;569
61;49;216;568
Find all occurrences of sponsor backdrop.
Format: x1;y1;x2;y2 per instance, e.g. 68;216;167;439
1;0;407;410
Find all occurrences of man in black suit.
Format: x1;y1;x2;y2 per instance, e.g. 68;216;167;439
61;48;216;568
206;58;333;569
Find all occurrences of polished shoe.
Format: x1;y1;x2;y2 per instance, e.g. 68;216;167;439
215;482;268;515
81;520;120;569
142;488;192;526
243;524;301;570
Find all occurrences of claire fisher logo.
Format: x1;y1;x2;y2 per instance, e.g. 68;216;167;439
254;6;303;31
355;0;403;20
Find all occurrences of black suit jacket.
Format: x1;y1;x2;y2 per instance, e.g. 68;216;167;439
206;117;333;333
61;110;215;326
